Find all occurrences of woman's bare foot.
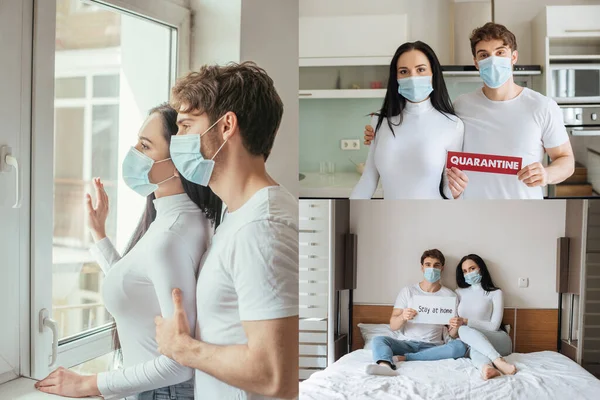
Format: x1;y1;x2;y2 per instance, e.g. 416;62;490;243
393;355;406;363
482;364;502;380
493;357;517;375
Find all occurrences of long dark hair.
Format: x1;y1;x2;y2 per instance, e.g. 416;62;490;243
373;41;456;199
112;103;223;364
456;254;500;293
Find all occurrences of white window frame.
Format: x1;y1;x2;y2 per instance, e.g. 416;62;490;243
31;0;191;379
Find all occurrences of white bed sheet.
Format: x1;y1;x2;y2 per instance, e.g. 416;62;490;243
299;349;600;400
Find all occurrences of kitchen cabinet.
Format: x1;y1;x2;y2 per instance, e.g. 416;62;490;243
299;14;408;67
545;6;600;38
299;199;351;380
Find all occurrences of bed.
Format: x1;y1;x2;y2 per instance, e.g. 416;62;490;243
299;305;600;400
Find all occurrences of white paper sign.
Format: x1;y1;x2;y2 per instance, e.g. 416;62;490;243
408;296;456;325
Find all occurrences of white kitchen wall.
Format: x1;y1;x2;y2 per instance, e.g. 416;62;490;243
494;0;598;64
299;0;454;64
189;0;299;197
350;200;567;309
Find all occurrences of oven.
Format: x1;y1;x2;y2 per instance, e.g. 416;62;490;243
547;105;600;198
550;64;600;104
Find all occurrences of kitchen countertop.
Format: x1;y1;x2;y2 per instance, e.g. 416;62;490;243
0;378;102;400
299;172;383;199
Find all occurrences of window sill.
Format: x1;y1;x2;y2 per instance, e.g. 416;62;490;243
0;377;102;399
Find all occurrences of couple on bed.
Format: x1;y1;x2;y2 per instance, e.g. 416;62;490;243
367;249;516;381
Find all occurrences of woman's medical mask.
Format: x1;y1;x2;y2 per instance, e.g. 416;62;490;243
122;147;174;197
464;271;483;285
397;76;434;103
170;115;227;187
478;56;513;89
423;267;441;283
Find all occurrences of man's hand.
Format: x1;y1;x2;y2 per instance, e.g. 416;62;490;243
364;125;375;145
155;288;193;361
401;308;417;321
35;367;100;398
446;167;469;198
517;162;548;187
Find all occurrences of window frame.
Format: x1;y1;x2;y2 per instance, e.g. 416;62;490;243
30;0;190;379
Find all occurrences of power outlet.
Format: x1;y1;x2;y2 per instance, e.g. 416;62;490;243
518;277;529;288
341;139;360;151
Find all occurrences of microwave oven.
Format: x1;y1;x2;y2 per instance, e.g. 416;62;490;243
550;64;600;104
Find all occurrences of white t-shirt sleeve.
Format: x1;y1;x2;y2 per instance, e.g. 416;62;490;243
467;289;504;332
393;286;411;310
96;232;197;400
442;117;466;199
542;98;570;149
350;115;381;199
89;237;122;274
229;221;299;321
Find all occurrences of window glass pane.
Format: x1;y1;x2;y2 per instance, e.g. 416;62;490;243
56;77;86;99
93;75;120;98
92;104;119;241
53;0;175;342
69;351;117;375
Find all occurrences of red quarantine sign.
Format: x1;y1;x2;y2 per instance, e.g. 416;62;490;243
446;151;523;175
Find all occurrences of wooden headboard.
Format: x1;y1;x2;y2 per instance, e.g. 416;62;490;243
352;304;558;354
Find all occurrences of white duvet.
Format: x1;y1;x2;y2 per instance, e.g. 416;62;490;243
299;349;600;400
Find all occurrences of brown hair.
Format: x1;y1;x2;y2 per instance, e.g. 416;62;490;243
170;61;284;161
420;249;445;266
469;22;517;57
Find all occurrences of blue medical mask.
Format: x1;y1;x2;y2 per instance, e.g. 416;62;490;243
478;56;513;89
170;115;227;187
423;267;441;283
122;147;174;197
464;271;483;285
397;76;434;103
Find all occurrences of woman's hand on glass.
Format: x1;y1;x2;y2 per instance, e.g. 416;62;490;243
86;177;109;242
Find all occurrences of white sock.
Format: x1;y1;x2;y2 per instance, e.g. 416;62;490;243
365;363;398;376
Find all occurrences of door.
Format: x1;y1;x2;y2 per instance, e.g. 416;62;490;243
0;0;33;384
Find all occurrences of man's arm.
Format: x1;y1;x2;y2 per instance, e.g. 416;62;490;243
517;142;574;187
173;316;298;399
390;307;416;331
545;142;575;185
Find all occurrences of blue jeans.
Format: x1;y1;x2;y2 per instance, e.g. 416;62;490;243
371;335;467;370
134;379;194;400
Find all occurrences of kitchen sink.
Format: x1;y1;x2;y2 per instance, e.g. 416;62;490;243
299;173;305;181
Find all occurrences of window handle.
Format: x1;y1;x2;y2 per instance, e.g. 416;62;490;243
39;309;58;368
1;145;21;208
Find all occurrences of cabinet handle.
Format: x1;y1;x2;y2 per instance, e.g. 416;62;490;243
565;29;600;33
39;309;58;368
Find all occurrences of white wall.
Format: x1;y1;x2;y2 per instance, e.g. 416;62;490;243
189;0;299;197
299;0;454;64
494;0;598;64
350;200;567;309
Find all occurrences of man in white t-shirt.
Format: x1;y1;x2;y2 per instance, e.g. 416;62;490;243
154;62;299;399
366;249;466;376
364;23;575;199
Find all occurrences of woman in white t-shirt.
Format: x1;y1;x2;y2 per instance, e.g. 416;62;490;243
449;254;517;380
349;41;467;200
35;104;222;399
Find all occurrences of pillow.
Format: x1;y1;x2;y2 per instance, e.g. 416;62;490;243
357;323;396;350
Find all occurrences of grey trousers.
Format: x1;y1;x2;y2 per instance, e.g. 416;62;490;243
458;325;513;370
